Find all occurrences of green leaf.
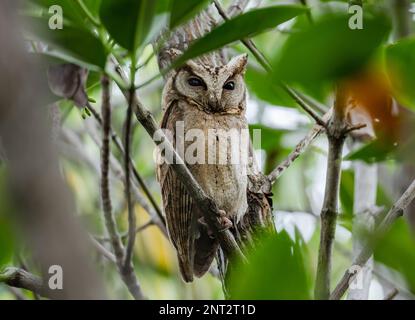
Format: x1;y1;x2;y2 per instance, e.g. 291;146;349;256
0;167;15;268
249;124;287;153
100;0;158;53
246;67;296;107
26;17;107;70
28;0;96;29
374;220;415;293
169;0;210;29
272;12;391;85
345;139;398;163
339;169;354;222
228;231;312;299
386;37;415;110
173;5;308;68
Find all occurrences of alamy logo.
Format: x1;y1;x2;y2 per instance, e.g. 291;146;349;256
349;5;364;30
153;121;262;172
48;265;63;290
48;5;63;30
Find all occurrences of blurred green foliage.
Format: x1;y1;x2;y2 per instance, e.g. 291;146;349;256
228;230;312;299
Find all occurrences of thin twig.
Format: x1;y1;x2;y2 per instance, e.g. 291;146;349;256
124;88;136;270
384;288;399;300
282;84;327;127
100;75;144;300
268;109;332;184
87;103;166;227
330;178;415;300
95;220;155;243
90;236;117;264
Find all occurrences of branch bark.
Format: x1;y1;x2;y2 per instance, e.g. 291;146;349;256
268;110;332;184
100;75;144;300
330;178;415;300
0;268;46;298
87;103;166;227
123;88;137;270
314;86;349;300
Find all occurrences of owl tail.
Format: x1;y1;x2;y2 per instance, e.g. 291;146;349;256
178;251;194;283
193;229;219;278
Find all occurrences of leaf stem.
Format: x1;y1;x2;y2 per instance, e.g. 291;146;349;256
75;0;100;28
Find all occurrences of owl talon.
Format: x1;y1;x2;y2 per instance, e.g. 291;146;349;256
218;215;233;231
197;211;233;237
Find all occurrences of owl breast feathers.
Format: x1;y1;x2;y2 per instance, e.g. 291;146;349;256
157;54;250;282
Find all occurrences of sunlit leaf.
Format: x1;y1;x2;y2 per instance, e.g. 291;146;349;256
374;220;415;293
345;139;398;163
26;17;107;70
272;12;391;85
173;5;308;68
28;0;98;29
249;124;287;153
246;67;296;107
386;37;415;111
100;0;159;53
339;170;354;223
228;230;312;299
0;167;15;268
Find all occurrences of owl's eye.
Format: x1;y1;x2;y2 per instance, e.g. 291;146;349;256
223;81;235;90
187;77;204;87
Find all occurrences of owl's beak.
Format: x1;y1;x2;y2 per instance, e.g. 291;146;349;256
207;92;222;112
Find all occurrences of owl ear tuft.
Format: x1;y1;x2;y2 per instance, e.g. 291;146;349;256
227;54;248;75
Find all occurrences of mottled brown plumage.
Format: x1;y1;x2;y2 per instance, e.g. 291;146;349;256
157;54;250;282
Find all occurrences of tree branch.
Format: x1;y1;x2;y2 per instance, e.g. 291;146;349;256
123;88;137;270
226;0;250;18
330;178;415;300
100;75;144;300
268;109;332;184
314;86;349;300
0;267;46;298
87;103;166;227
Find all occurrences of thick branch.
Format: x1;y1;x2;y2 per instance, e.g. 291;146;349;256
227;0;250;18
0;268;46;298
330;178;415;300
314;87;348;300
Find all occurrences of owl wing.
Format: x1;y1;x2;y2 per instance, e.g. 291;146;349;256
158;100;218;282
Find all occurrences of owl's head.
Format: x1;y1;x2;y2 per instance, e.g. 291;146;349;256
173;54;248;114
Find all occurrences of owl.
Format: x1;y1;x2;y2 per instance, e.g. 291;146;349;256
157;53;249;282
